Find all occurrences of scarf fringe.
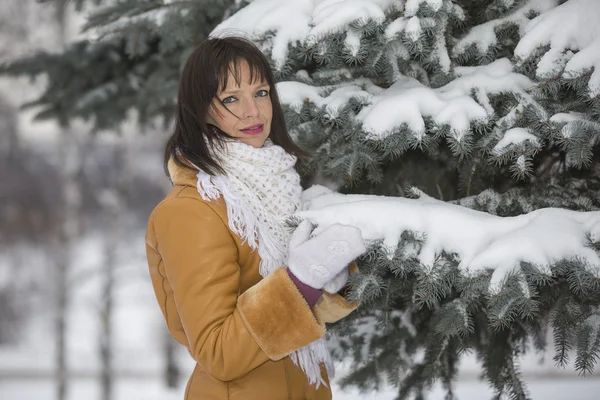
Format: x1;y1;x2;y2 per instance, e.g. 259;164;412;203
194;142;335;388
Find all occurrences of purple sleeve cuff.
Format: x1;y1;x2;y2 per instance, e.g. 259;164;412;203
286;269;323;308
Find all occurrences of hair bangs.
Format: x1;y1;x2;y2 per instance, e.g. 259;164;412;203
217;54;270;93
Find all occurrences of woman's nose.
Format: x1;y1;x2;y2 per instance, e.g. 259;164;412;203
243;98;260;119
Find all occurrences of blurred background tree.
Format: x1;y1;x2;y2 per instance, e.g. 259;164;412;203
0;1;233;399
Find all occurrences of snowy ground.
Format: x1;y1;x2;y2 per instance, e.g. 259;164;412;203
2;375;599;400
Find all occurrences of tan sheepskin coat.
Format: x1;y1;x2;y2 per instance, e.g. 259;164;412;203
144;158;360;400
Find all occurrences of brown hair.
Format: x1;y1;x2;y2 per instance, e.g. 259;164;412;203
164;36;307;177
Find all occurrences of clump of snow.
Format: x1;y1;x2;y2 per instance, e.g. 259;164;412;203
444;58;536;115
344;29;362;57
550;112;585;123
321;85;372;116
356;75;476;139
276;81;326;111
279;59;534;140
355;59;532;139
493;127;540;155
432;20;451;74
550;112;588;138
385;17;409;39
91;6;172;38
563;37;600;97
405;16;423;41
211;0;313;69
310;0;389;39
276;80;371;117
405;0;443;16
514;0;600;91
212;0;398;69
454;0;560;57
297;185;600;294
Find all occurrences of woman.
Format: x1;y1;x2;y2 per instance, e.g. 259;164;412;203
145;36;367;400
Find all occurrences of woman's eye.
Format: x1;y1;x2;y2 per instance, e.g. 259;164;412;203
222;96;236;104
256;90;269;97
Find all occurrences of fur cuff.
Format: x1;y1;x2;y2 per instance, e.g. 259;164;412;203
237;267;326;361
313;292;359;324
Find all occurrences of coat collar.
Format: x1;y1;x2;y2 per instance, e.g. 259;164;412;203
167;157;198;187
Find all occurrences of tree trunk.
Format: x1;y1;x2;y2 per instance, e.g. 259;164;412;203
164;329;180;388
100;225;116;400
98;138;133;400
53;3;73;399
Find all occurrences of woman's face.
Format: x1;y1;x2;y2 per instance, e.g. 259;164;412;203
207;61;272;148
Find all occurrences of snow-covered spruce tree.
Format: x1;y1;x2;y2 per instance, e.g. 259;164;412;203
213;0;600;398
0;0;235;130
2;0;599;398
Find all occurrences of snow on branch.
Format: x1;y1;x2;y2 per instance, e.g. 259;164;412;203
85;3;172;39
492;127;541;156
211;0;400;69
276;80;372;117
563;37;600;97
277;59;536;141
354;73;488;139
514;0;600;96
295;185;600;294
453;0;560;57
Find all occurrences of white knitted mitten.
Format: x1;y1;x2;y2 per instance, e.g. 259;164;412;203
287;220;366;289
322;267;350;294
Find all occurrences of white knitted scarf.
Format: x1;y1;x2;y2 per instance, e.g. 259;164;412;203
193;139;334;388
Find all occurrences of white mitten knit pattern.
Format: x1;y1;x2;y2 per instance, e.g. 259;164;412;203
287;220;366;289
322;267;350;294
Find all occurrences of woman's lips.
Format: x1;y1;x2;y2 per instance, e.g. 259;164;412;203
240;124;264;135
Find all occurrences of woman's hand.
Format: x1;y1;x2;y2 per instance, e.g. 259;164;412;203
287;220;366;289
322;267;350;294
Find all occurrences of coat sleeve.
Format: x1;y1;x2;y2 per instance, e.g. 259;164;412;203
313;262;360;324
148;197;326;381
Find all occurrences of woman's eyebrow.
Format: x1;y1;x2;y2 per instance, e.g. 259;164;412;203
220;82;270;95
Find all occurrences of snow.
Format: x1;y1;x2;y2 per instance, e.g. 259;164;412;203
454;0;560;57
356;75;486;139
4;375;600;400
405;16;422;41
277;80;371;117
277;59;534;140
515;0;600;89
550;112;585;123
310;0;388;39
493;127;540;155
75;83;119;111
563;37;600;97
298;185;600;293
211;0;313;69
405;0;443;16
433;21;451;74
443;58;535;111
385;16;408;39
321;85;372;116
276;81;326;111
344;29;362;57
356;59;532;139
550;112;588;138
91;6;171;39
212;0;398;69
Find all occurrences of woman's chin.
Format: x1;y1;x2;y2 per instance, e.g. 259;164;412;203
237;134;269;148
